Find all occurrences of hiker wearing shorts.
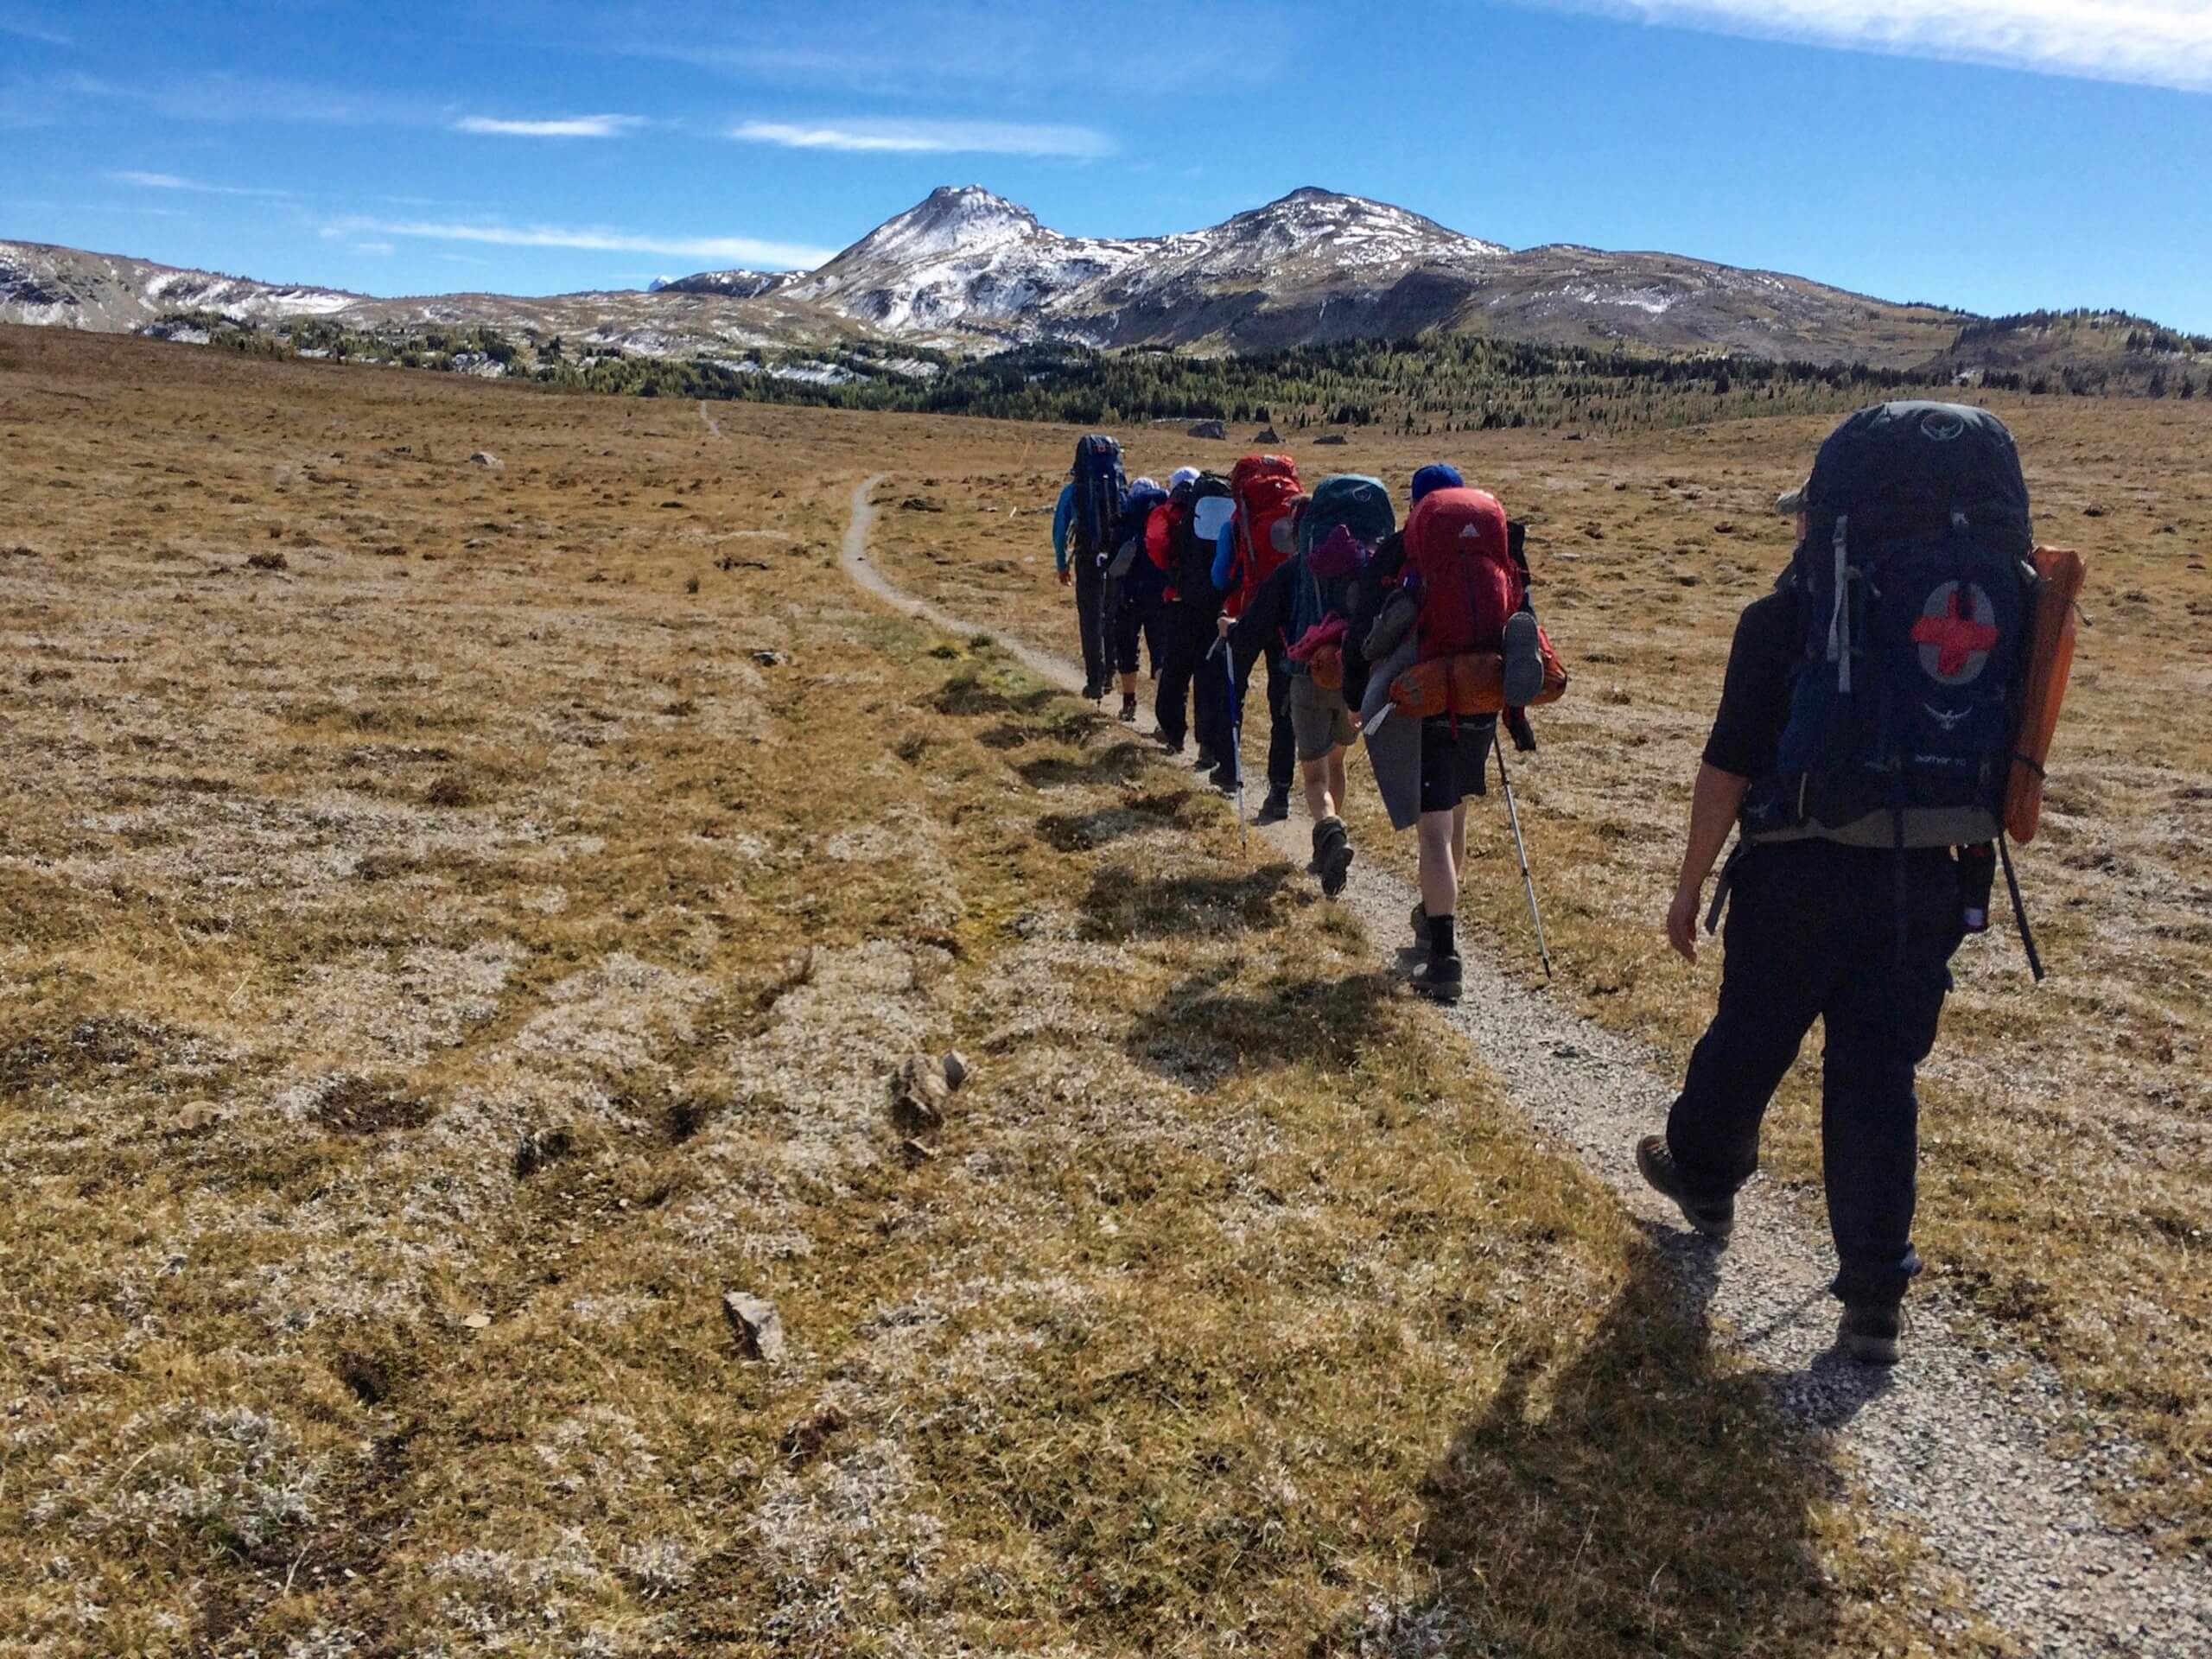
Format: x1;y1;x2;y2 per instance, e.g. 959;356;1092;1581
1262;474;1394;893
1358;469;1547;1001
1637;403;2037;1367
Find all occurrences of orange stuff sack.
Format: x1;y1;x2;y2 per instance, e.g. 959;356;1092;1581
1389;640;1569;721
2005;545;2088;845
1307;641;1344;691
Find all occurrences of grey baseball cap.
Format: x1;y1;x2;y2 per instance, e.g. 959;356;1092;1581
1775;479;1809;517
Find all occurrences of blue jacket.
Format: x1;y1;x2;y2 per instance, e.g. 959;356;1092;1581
1209;516;1238;595
1052;483;1076;575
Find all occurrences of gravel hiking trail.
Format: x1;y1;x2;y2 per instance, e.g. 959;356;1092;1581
839;474;2212;1656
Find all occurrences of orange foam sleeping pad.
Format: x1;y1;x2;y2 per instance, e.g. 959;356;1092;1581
2005;545;2088;846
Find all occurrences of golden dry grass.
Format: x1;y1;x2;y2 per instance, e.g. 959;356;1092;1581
866;395;2212;1554
0;328;1994;1655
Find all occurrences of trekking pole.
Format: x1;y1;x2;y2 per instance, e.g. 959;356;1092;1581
1493;739;1553;979
1225;643;1247;855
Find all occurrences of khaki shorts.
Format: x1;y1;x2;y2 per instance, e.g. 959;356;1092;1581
1289;672;1357;761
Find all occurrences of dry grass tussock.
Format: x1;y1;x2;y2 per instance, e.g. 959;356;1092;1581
871;397;2212;1557
0;328;1966;1654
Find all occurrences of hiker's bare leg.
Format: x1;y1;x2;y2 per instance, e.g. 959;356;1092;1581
1301;756;1336;823
1418;809;1459;918
1325;749;1349;813
1452;803;1469;906
1118;669;1138;698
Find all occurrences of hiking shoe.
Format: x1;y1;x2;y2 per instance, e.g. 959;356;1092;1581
1080;678;1105;702
1310;816;1353;898
1835;1302;1904;1367
1209;761;1238;794
1417;951;1463;1004
1156;732;1185;755
1255;785;1292;825
1502;610;1545;708
1119;694;1139;723
1193;745;1217;771
1634;1135;1735;1245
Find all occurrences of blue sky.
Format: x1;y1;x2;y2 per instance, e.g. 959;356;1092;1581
3;0;2209;331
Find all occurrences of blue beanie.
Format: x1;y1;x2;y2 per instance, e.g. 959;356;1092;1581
1411;463;1463;503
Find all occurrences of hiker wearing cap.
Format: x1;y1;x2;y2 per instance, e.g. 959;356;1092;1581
1104;477;1169;721
1636;403;2044;1367
1358;478;1552;1001
1055;435;1125;699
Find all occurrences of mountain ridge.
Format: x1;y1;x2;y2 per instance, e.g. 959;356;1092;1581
4;187;2202;382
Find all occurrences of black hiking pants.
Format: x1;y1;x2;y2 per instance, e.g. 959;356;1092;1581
1232;638;1295;793
1109;583;1161;677
1073;557;1109;690
1154;601;1217;748
1664;840;1967;1306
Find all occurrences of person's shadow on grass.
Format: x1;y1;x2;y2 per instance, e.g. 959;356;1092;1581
1414;1225;1859;1656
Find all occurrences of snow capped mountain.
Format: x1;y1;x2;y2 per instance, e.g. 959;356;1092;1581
0;241;358;332
1;187;2009;372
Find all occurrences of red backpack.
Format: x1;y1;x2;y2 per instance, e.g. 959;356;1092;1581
1226;454;1302;617
1405;486;1522;662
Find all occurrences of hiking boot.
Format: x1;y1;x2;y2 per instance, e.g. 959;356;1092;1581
1193;744;1217;771
1209;761;1238;794
1502;610;1545;708
1119;693;1139;723
1635;1136;1734;1243
1157;731;1185;755
1417;950;1463;1004
1080;677;1105;702
1409;903;1431;950
1835;1301;1904;1367
1310;816;1353;898
1255;784;1292;825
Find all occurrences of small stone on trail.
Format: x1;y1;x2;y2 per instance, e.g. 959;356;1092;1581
898;1137;936;1169
890;1053;950;1133
941;1050;971;1092
752;648;791;667
468;451;502;469
723;1291;785;1362
461;1312;492;1330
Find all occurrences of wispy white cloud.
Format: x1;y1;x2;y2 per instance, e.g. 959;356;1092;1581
454;113;645;137
1520;0;2212;93
351;241;397;256
324;215;836;270
731;117;1113;158
108;169;291;199
0;16;72;47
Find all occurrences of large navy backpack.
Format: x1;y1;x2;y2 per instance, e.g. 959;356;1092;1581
1069;435;1125;560
1745;402;2035;850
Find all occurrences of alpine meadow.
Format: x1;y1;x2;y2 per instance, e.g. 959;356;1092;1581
8;0;2212;1651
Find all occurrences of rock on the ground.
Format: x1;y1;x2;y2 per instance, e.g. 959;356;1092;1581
941;1050;971;1091
1187;419;1228;440
469;451;502;469
722;1291;785;1361
1313;433;1349;446
890;1053;950;1132
1255;426;1281;444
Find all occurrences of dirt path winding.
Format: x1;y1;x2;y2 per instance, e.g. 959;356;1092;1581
837;474;2212;1656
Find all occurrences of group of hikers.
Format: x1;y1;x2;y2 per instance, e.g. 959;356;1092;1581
1047;406;2082;1366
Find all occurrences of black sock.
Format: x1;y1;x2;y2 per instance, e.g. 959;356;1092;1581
1431;916;1457;959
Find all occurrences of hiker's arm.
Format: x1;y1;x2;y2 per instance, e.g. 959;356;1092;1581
1052;486;1073;581
1210;523;1237;598
1668;764;1748;963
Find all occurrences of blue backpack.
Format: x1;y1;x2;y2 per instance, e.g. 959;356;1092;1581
1069;435;1125;559
1745;403;2035;851
1290;474;1395;647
